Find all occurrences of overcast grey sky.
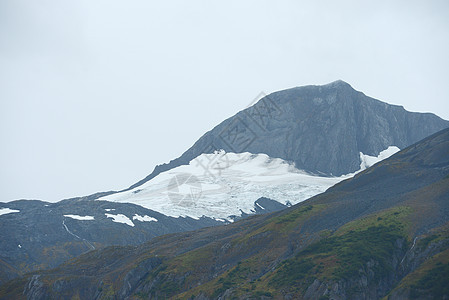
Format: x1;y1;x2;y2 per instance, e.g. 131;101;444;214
1;0;448;202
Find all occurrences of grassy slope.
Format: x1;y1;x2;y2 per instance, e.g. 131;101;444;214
385;224;449;299
176;206;412;299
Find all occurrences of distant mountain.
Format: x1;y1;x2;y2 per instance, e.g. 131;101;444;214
0;81;447;291
133;80;448;188
4;127;447;299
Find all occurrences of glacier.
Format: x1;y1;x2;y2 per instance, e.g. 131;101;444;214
99;148;400;221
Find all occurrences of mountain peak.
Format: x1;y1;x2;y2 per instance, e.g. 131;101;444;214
175;83;448;177
323;79;352;88
291;80;353;92
129;82;448;189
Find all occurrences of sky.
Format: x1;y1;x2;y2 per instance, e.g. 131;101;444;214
1;0;449;202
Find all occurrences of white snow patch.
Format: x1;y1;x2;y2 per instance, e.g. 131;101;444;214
360;146;400;170
105;213;134;227
99;148;398;221
0;208;20;216
105;208;115;212
132;214;158;222
64;214;95;221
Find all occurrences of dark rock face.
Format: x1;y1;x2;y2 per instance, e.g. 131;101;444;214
134;81;448;186
254;197;288;213
118;256;162;298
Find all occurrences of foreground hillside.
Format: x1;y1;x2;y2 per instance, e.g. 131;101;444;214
1;128;448;299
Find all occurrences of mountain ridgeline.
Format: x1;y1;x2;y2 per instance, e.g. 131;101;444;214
2;123;448;299
133;80;448;189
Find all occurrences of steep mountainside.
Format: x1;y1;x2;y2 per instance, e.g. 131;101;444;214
132;80;448;189
3;127;448;299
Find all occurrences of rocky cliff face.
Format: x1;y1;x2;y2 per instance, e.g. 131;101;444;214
133;80;448;189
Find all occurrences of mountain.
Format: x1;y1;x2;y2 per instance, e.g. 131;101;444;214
0;81;447;291
2;125;448;299
96;80;449;221
133;80;448;187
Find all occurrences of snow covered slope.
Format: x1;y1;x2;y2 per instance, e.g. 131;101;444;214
360;146;400;169
99;148;400;221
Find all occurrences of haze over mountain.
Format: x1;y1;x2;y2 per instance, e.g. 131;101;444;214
0;81;448;292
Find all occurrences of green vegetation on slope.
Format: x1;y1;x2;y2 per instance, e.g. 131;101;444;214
260;207;410;296
175;206;412;299
410;261;449;299
165;204;326;299
386;226;449;300
271;224;403;285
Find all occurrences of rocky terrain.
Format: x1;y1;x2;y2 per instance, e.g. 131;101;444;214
1;127;448;299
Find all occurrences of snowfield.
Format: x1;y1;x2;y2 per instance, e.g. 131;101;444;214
105;213;135;226
360;146;400;169
64;214;95;221
99;149;399;221
133;214;158;222
0;208;20;216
